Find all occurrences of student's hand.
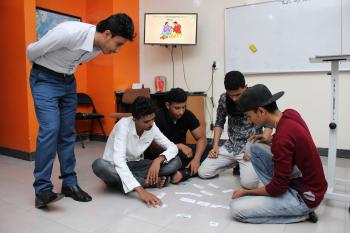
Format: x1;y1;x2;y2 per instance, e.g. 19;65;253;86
179;144;193;158
186;158;200;175
208;146;219;158
248;134;271;144
135;187;162;207
232;188;248;199
146;159;162;185
243;152;250;161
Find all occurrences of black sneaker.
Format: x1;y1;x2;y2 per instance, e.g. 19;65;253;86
233;164;240;176
308;211;318;223
35;190;64;209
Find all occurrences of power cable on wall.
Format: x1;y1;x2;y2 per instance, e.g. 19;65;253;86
170;46;175;88
180;46;193;92
170;46;217;133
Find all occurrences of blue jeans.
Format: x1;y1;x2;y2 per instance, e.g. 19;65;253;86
230;143;313;224
30;69;78;193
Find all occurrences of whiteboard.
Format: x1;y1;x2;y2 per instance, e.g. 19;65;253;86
225;0;350;73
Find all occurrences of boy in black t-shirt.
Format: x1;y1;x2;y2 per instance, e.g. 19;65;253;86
147;88;208;183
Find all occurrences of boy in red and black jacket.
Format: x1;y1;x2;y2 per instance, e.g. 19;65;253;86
230;84;327;224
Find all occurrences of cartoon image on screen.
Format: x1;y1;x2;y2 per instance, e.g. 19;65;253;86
160;21;182;40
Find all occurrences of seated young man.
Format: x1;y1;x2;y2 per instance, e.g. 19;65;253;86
92;97;181;207
147;88;209;183
198;71;272;189
230;84;327;224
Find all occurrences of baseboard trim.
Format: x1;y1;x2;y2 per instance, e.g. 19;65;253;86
207;138;350;159
318;148;350;159
1;139;348;161
89;134;107;142
75;134;107;142
0;147;35;161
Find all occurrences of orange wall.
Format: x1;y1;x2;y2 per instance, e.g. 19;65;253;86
113;0;140;91
0;0;139;154
85;0;140;134
0;0;32;151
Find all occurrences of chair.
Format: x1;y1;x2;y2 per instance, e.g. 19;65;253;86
75;93;107;148
110;88;151;120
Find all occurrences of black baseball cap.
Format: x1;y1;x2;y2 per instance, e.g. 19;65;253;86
238;84;284;112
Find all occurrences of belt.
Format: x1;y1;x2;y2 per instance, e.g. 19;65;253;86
32;63;72;78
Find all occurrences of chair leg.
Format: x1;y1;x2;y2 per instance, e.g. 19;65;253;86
97;118;107;140
79;135;85;149
90;119;94;141
75;125;85;149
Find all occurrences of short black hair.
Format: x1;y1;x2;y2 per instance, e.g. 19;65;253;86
131;96;156;119
252;102;278;114
96;13;135;41
224;71;245;91
166;88;188;103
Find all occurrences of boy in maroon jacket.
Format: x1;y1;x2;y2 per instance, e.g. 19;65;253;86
230;84;327;224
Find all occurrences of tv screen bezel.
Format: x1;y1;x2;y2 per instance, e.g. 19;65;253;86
144;13;198;46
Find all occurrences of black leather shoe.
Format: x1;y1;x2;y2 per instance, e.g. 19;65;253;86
35;190;64;209
61;185;92;202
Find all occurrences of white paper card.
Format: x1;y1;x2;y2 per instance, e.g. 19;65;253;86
222;189;233;193
200;190;214;196
179;197;197;204
176;213;192;218
209;221;219;227
193;184;204;189
175;192;202;197
208;183;219;189
196;201;211;207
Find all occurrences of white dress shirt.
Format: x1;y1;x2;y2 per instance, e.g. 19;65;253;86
27;21;101;74
102;117;178;193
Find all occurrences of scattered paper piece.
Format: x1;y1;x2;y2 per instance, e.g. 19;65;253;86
160;204;168;208
176;213;192;218
157;192;167;199
175;192;202;197
200;190;214;196
222;189;233;193
209;221;219;227
193;184;204;189
210;204;230;210
221;205;230;210
196;201;211;207
179;197;196;204
208;183;219;189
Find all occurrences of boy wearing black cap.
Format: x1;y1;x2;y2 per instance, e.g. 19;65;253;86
230;84;327;224
198;71;272;189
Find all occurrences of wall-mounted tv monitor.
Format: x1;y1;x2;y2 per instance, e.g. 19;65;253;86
144;13;198;45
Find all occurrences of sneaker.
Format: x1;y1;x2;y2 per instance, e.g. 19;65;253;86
308;211;318;223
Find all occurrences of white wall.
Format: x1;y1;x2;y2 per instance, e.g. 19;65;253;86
139;0;350;150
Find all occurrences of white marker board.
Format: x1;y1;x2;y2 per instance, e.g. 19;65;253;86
225;0;350;73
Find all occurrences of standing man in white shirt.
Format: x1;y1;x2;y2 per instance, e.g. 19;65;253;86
92;97;181;207
27;13;135;209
